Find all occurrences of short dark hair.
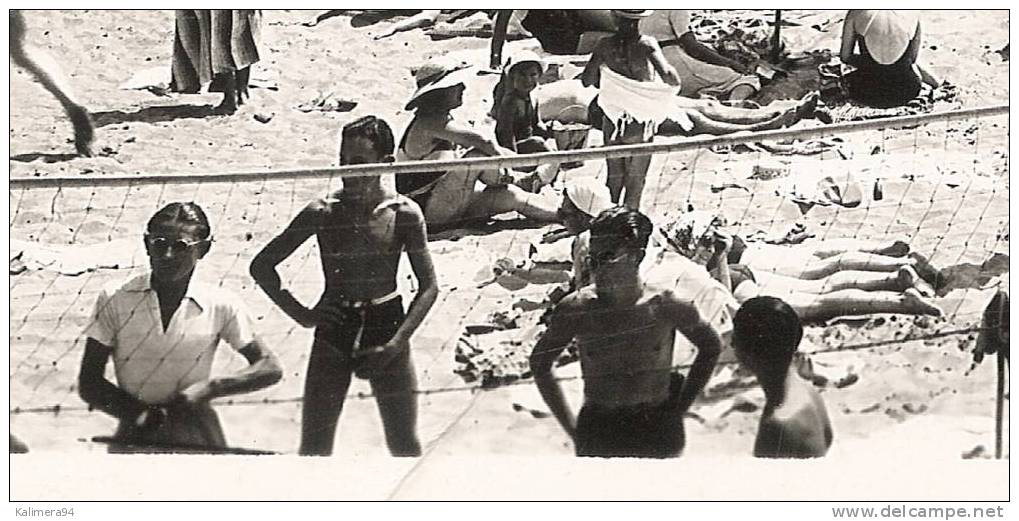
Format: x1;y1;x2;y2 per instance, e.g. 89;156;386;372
589;206;652;253
733;296;803;366
341;115;394;157
147;202;211;239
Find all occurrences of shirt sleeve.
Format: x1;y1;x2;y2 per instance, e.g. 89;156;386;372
83;287;117;346
218;293;258;351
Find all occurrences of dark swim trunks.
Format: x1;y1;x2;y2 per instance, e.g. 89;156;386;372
313;296;405;379
575;373;686;459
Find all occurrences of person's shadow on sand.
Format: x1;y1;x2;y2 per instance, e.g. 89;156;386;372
92;104;221;128
10;152;79;164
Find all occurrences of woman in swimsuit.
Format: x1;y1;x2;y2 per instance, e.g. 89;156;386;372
396;59;559;229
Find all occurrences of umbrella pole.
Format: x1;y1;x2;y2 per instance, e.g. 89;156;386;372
770;10;783;63
995;352;1005;459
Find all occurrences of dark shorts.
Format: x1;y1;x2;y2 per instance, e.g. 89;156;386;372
575;373;686;459
111;404;226;453
312;297;405;377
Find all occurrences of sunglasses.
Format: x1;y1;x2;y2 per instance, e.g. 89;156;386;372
145;234;209;256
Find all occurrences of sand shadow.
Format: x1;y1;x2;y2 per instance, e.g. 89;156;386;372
349;10;420;28
10;152;79;164
92;104;219;128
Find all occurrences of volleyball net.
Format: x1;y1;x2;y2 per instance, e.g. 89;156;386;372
8;105;1009;454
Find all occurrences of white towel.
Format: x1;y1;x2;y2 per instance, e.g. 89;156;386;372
598;65;693;141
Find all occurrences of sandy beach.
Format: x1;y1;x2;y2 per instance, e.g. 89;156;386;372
7;9;1010;498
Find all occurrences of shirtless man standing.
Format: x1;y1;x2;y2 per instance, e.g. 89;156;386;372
732;296;833;458
250;116;438;456
581;9;680;210
529;207;726;458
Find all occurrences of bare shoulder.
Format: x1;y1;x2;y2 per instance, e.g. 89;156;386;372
556;286;598;314
393;196;426;224
639;35;663;51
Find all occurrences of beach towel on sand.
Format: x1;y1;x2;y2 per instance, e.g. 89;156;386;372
598;66;693;141
171;10;261;94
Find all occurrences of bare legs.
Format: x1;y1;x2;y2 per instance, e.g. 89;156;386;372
602;117;652;209
10;10;94;156
214;66;252;114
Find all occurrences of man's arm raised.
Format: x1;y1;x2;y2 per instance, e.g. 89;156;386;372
528;298;583;440
645;37;682;87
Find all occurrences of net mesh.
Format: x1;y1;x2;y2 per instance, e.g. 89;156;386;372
8;107;1009;455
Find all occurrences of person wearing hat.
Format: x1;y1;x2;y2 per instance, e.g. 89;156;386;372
492;49;561;193
395;58;559;229
581;9;681;211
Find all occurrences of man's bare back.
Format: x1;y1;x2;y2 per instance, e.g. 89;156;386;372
755;377;833;458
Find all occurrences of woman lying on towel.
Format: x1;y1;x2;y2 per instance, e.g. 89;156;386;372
679;226;942;323
395;59;559;229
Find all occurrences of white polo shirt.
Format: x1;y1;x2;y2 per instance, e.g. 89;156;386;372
84;273;257;404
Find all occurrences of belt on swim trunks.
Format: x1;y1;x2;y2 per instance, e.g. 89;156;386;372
332;289;402;309
657;38;682;48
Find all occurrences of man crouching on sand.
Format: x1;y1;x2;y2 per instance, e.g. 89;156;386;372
528;207;724;458
250;116;438;457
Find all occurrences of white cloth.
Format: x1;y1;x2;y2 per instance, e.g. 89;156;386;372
853;10;919;65
598;65;693;140
84;273;257;404
565;177;613;218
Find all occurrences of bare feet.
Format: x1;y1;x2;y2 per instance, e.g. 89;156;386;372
896;265;919;291
795;92;821;121
879;240;911;257
902;288;943;317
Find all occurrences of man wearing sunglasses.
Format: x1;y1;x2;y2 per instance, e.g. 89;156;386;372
529;206;729;458
77;202;282;452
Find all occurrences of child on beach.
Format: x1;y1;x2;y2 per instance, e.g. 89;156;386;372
493;50;560;192
732;296;833;458
250;116;438;456
581;9;681;210
529;207;727;458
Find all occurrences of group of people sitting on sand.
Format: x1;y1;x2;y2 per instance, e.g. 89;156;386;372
13;10;959;459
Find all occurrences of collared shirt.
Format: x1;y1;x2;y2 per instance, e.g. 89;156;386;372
84;273;257;404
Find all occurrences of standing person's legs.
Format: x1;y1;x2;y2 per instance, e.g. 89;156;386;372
299;333;356;456
622;153;651;210
490;10;512;69
360;298;422;457
602;116;627;204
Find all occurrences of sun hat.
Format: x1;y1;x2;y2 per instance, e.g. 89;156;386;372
504;49;544;75
565;177;613;218
405;58;476;110
612;9;654;19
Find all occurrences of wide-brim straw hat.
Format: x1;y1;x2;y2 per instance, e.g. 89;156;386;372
612;9;654;19
405;59;476;110
504;49;545;75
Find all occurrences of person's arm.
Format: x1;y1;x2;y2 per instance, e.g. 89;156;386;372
78;337;150;422
432;119;514;158
580;42;605;88
249;204;320;327
663;292;722;413
176;338;283;404
839;11;861;65
646;37;681;87
528;298;583;440
358;204;439;366
677;32;749;74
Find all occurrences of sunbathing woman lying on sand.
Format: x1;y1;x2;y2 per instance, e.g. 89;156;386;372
683;228;942;323
395;58;559;229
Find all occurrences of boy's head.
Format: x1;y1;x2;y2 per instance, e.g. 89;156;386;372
339;115;395;166
733;296;803;374
559;178;613;234
612;9;652;38
588;206;651;282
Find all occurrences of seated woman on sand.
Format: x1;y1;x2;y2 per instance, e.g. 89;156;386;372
840;10;941;108
395;59;559;229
